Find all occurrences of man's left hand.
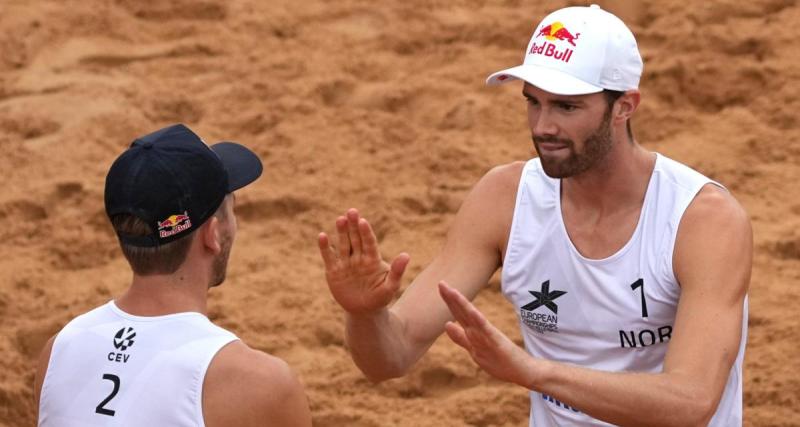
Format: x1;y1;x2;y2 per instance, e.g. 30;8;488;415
438;281;536;389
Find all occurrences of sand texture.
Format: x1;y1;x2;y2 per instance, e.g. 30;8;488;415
1;0;798;425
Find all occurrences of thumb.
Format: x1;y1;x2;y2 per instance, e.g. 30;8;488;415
386;253;410;290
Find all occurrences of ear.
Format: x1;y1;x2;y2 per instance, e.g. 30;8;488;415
615;90;641;124
201;216;222;256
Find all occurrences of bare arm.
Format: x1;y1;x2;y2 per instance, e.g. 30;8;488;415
34;335;56;420
203;341;312;427
441;185;751;426
319;163;523;381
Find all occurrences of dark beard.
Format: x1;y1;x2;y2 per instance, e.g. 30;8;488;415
533;108;613;178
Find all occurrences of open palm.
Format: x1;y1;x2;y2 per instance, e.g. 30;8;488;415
318;209;409;314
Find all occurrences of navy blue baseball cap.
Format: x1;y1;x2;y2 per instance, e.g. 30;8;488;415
104;124;263;247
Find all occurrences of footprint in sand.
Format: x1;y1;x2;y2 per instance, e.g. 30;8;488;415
770;237;800;261
235;196;313;222
115;0;227;21
392;366;481;400
144;97;204;123
316;79;356;108
0;199;48;223
418;366;481;398
0;114;61;140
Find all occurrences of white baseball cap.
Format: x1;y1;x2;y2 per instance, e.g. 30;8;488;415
486;4;643;95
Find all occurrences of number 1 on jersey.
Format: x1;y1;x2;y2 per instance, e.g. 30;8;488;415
630;278;648;318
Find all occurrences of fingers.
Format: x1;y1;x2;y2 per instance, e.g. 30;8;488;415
333;209;364;259
444;321;472;351
317;232;337;269
438;281;473;326
347;209;363;257
335;216;351;259
359;218;380;258
438;282;491;333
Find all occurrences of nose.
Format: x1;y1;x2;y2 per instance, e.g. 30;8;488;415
529;107;558;137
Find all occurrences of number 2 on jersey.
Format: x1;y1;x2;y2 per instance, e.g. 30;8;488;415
95;374;120;416
630;278;648;318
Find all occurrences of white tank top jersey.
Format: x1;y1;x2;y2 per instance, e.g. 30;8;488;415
38;301;238;427
501;154;748;426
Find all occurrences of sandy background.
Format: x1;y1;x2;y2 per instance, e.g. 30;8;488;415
1;0;798;425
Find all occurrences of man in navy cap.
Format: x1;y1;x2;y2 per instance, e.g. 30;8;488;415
35;124;311;427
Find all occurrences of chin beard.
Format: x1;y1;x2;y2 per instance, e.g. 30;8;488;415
535;111;613;178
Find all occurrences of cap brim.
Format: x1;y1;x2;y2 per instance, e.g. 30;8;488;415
486;65;603;96
211;142;263;192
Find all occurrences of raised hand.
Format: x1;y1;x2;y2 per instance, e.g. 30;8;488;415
318;209;410;315
438;281;536;389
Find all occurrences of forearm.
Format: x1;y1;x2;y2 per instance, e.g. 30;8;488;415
345;309;420;382
527;359;716;427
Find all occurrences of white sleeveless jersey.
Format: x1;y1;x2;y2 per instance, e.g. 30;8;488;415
502;154;747;426
39;301;238;427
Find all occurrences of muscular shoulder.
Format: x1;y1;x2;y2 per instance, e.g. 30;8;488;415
203;341;311;427
461;161;526;221
680;184;750;236
476;161;526;194
451;161;526;251
674;184;752;294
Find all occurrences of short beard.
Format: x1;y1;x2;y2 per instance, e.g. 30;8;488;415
533;108;613;178
209;233;232;288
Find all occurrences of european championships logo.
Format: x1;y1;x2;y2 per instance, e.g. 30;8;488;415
520;280;567;333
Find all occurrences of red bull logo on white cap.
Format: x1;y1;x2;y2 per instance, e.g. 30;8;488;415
529;21;579;63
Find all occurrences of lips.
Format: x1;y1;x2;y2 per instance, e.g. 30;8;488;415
537;141;569;152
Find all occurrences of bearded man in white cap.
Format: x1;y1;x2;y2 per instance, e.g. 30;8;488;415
319;5;751;426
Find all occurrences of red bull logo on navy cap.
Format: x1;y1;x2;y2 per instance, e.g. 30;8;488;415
157;212;192;239
529;21;579;63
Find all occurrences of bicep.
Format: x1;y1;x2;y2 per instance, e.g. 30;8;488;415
662;187;751;403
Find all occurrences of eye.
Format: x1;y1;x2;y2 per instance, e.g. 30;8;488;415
557;102;577;112
524;97;539;106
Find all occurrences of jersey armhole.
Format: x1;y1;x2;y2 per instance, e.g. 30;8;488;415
666;181;723;287
501;160;535;269
196;337;239;427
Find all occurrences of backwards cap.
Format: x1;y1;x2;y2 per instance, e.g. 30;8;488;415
486;4;643;95
104;124;263;247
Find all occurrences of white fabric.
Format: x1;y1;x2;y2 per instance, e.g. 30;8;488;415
487;4;643;95
501;154;747;426
39;301;238;427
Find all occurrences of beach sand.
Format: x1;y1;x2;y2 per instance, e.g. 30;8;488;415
1;0;798;425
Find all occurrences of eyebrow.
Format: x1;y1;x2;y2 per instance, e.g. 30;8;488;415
522;90;585;105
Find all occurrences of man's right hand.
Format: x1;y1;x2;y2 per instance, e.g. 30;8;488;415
318;209;410;315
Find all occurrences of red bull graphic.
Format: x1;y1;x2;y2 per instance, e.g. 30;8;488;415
536;22;580;46
529;21;579;63
157;212;192;239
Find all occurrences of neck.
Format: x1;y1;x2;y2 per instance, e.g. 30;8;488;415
115;267;209;316
561;142;655;214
